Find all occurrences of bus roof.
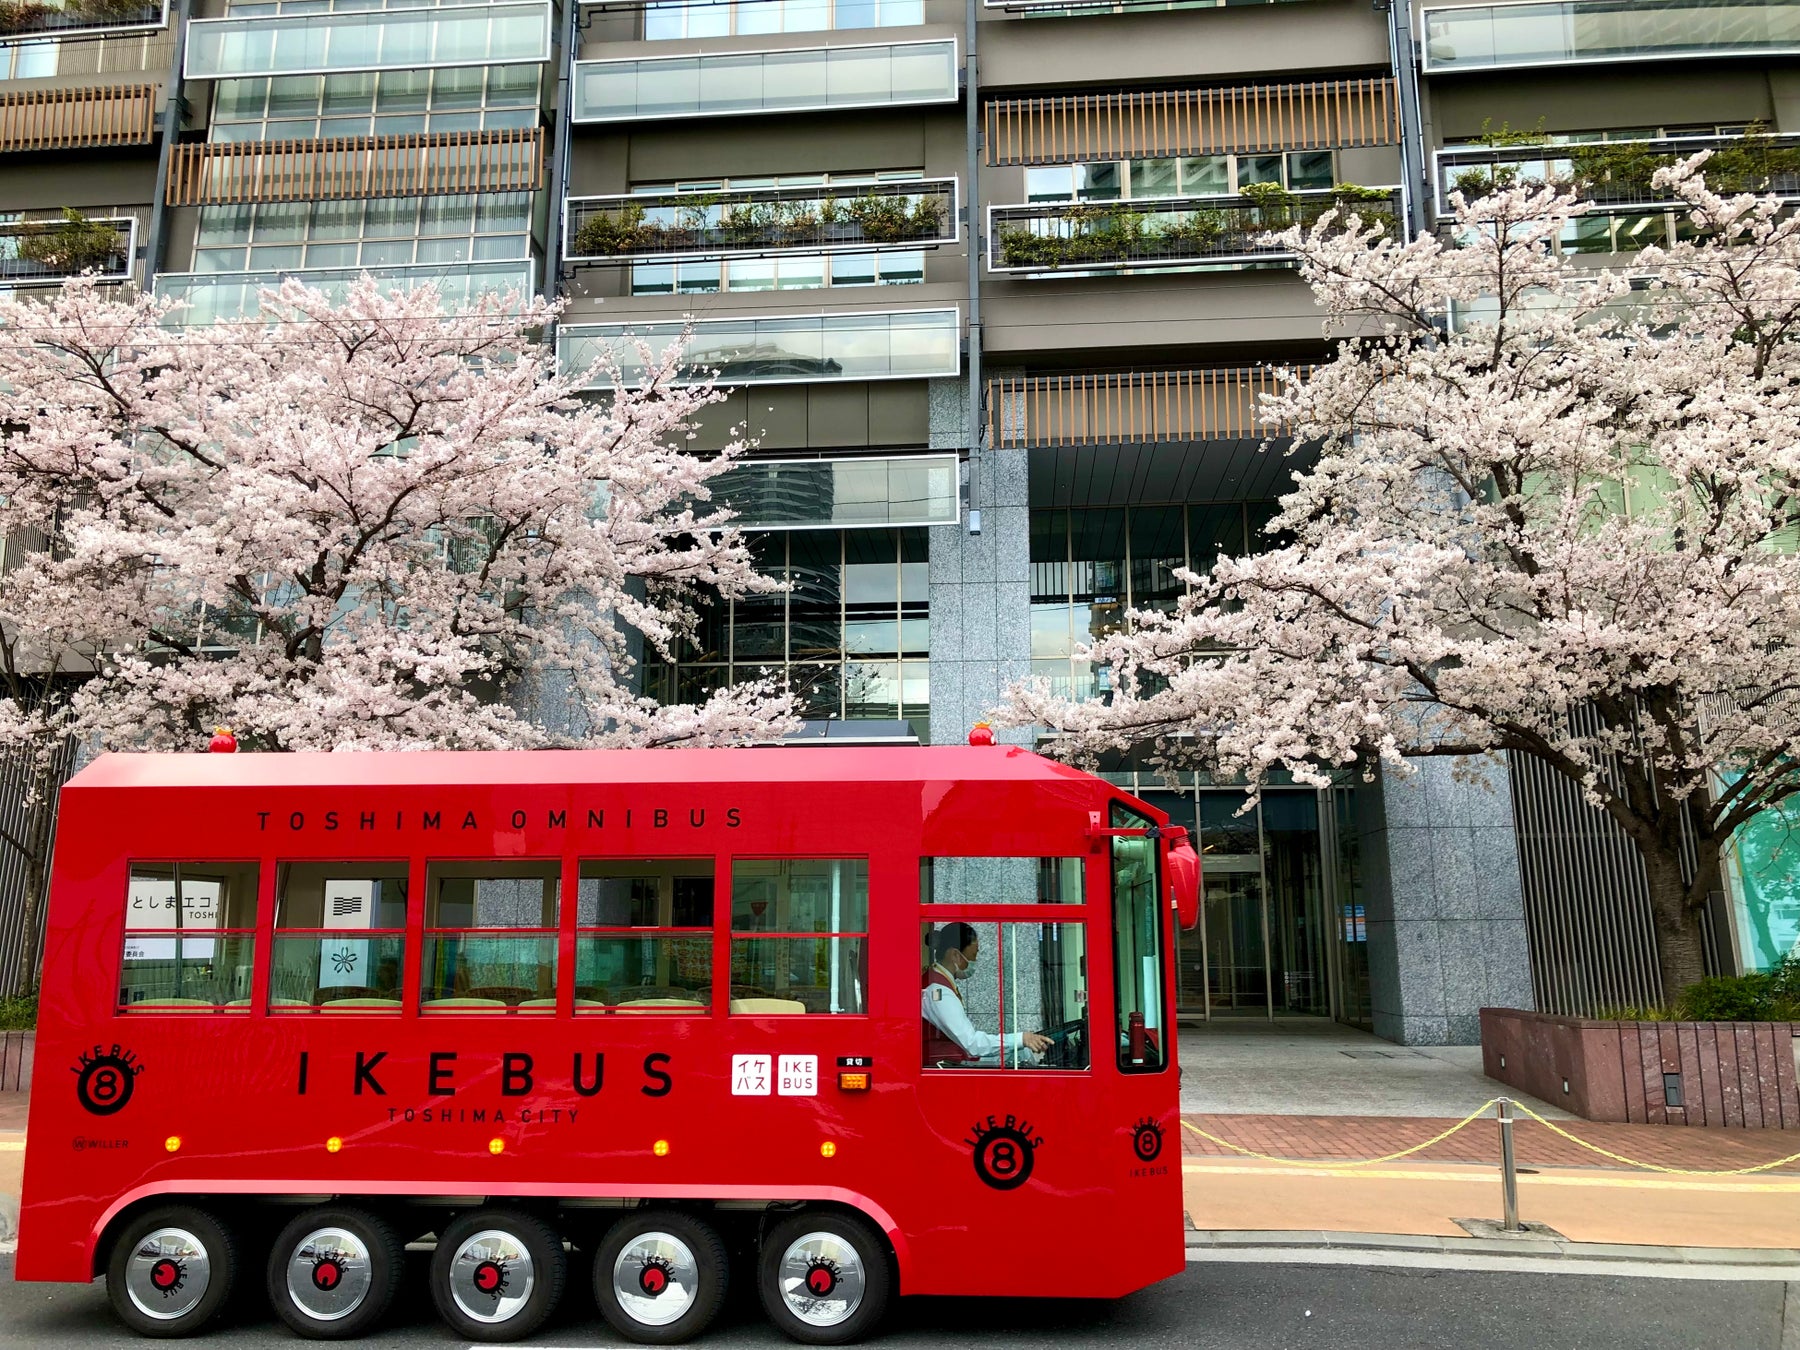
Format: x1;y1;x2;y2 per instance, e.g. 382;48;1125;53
62;745;1106;793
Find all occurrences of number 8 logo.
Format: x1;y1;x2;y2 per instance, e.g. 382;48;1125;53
972;1125;1035;1191
76;1054;136;1117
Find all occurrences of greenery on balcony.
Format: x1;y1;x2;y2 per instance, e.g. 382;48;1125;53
993;184;1396;272
569;189;948;260
0;209;129;280
0;0;160;37
1448;123;1800;205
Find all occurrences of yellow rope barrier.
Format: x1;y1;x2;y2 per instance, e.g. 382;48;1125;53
1180;1098;1800;1177
1179;1099;1501;1168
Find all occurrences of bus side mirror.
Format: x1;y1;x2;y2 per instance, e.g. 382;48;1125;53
1164;828;1201;931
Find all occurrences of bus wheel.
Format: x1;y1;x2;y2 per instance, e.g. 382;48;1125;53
429;1209;567;1344
593;1210;729;1344
266;1206;404;1339
105;1205;239;1338
757;1211;891;1346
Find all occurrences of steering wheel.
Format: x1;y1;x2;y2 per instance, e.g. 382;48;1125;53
1036;1017;1088;1070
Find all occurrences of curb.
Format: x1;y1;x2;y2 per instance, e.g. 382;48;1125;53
1184;1228;1800;1269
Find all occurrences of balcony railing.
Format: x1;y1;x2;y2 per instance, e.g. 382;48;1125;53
986;188;1401;276
712;453;960;530
168;128;545;206
185;1;552;80
0;83;159;153
1433;131;1800;218
987;367;1306;449
0;216;134;285
153;259;536;326
571;38;958;122
564;179;958;264
558;307;961;388
0;0;166;43
984;77;1398;167
1420;0;1800;73
984;0;1306;9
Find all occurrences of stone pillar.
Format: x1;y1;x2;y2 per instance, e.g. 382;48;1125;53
1358;755;1535;1045
925;375;1032;746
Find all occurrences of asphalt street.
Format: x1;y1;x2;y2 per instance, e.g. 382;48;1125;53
1;1254;1793;1350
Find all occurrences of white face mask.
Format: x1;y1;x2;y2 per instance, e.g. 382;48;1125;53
951;951;976;983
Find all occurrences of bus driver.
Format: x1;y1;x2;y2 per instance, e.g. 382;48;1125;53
922;922;1054;1067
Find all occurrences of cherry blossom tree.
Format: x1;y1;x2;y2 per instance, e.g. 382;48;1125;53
0;277;795;993
1000;158;1800;1000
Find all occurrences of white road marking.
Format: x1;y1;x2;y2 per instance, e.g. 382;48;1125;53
1185;1246;1800;1281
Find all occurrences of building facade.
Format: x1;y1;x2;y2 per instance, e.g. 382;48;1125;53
1;0;1794;1034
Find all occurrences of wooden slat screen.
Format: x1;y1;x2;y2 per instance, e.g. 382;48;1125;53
987;367;1311;448
985;77;1398;166
0;83;159;154
167;128;545;206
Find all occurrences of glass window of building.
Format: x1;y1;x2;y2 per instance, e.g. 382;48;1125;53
1023;152;1337;203
119;862;260;1011
421;860;560;1011
576;859;715;1012
1030;501;1282;701
730;859;868;1013
270;861;408;1011
191;192;532;273
208;64;539;142
644;526;929;741
643;0;923;40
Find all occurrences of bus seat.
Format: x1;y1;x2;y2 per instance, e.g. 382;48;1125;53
129;998;215;1008
420;997;508;1009
318;997;402;1010
517;998;605;1010
615;997;706;1012
728;997;807;1015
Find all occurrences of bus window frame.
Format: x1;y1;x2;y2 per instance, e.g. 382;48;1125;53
117;857;267;1015
574;854;718;1015
268;858;412;1015
1108;799;1174;1075
418;856;564;1013
916;852;1096;1076
726;855;871;1017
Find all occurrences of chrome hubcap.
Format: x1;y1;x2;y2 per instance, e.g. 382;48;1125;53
446;1228;536;1324
611;1231;701;1327
284;1226;373;1322
776;1231;865;1328
124;1226;211;1321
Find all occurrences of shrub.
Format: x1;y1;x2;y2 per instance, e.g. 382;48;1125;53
16;208;124;273
571;201;652;257
0;993;35;1031
1673;973;1775;1022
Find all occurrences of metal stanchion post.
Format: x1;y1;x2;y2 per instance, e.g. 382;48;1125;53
1497;1097;1521;1232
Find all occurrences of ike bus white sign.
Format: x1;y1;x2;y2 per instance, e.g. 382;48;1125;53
730;1055;817;1097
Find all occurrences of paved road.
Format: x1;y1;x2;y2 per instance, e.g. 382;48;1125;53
2;1253;1793;1349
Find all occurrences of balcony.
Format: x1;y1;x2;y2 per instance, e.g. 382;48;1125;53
564;179;957;265
0;0;165;43
571;38;957;123
984;77;1398;167
558;307;961;388
0;83;159;153
987;367;1304;449
152;259;536;326
711;453;960;530
0;215;134;286
1420;0;1800;74
986;188;1400;276
982;0;1307;13
185;1;551;80
1433;131;1800;218
168;129;545;206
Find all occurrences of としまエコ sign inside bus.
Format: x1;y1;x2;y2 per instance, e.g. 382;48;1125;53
19;745;1198;1344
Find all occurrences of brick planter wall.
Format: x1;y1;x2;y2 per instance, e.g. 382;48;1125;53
1481;1007;1800;1127
0;1030;32;1093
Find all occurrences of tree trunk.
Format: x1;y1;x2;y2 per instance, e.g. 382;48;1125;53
1642;846;1707;1005
7;774;59;999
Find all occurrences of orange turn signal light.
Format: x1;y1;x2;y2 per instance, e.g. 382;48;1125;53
837;1072;870;1091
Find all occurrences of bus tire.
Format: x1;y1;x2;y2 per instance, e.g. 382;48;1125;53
265;1205;404;1339
593;1209;730;1344
105;1204;239;1339
429;1208;567;1344
757;1210;891;1346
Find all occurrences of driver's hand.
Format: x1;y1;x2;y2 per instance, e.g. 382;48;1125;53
1022;1031;1053;1055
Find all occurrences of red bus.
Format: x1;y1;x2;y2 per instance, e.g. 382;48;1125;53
18;744;1200;1343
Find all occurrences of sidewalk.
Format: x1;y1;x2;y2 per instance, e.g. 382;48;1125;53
0;1092;23;1246
1176;1021;1800;1252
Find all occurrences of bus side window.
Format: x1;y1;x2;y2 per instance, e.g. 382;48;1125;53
729;859;867;1014
270;862;408;1013
421;861;559;1013
1111;802;1168;1071
921;920;1088;1071
576;859;713;1013
119;862;260;1013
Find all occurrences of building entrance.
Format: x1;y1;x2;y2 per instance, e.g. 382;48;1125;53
1139;786;1369;1027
